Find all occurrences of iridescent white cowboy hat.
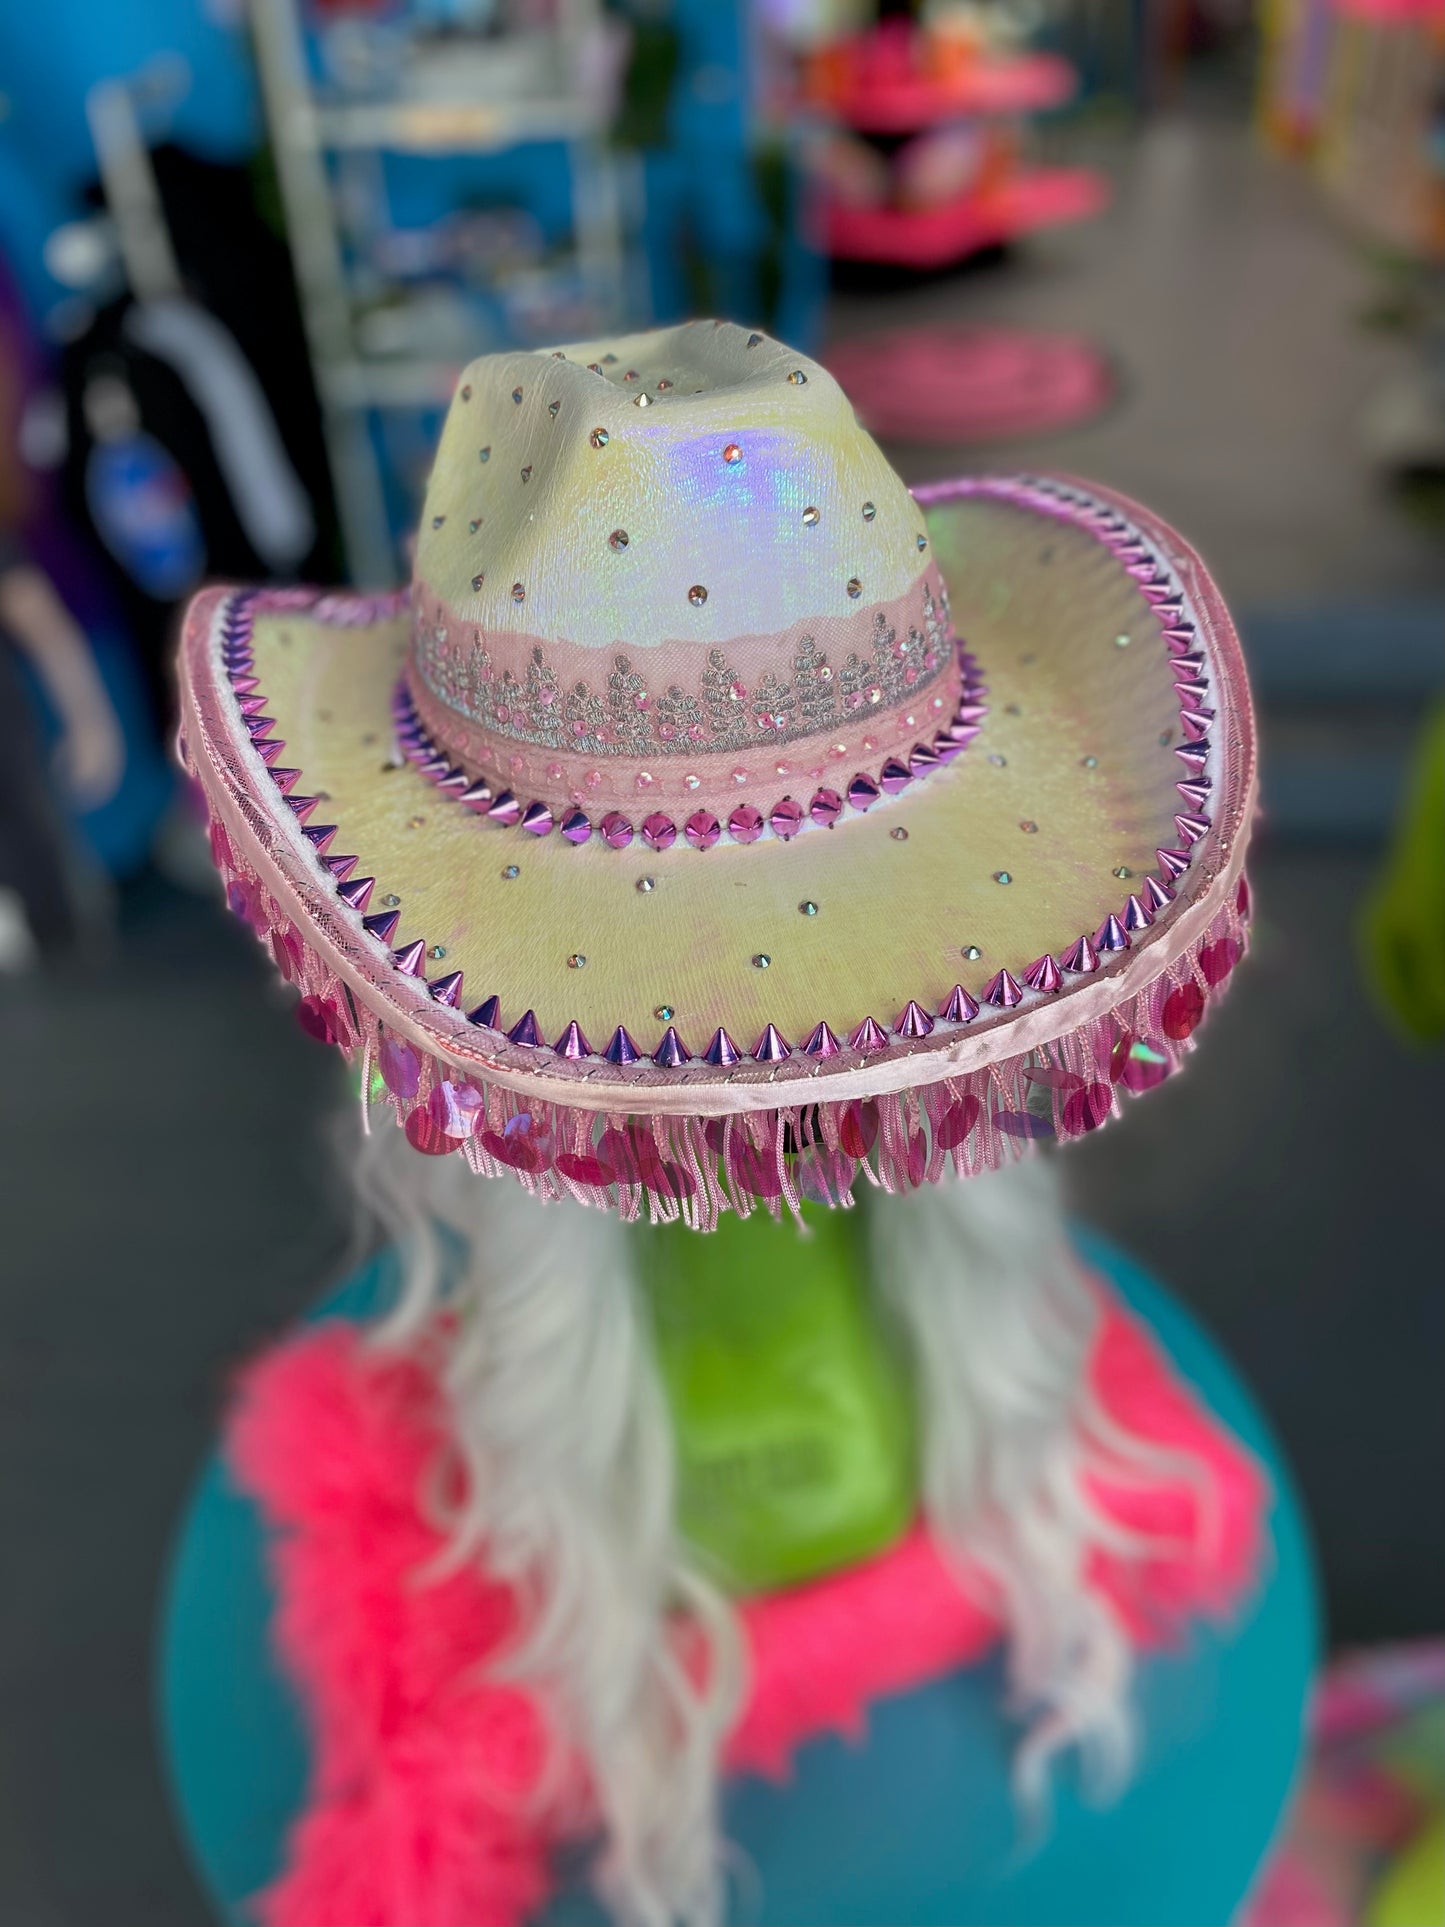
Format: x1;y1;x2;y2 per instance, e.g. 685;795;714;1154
178;320;1255;1228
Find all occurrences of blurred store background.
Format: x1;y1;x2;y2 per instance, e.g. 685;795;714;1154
0;1;1442;1921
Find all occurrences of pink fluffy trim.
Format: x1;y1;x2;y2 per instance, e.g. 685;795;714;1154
226;1277;1266;1926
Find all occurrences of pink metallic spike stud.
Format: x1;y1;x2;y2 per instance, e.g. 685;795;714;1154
460;780;494;812
284;795;319;821
488;791;522;827
322;855;358;883
703;1027;740;1067
1142;874;1175;913
1176;780;1212;810
1093;914;1130;952
1156;846;1192;880
939;984;979;1023
753;1023;791;1063
641;812;677;851
604;1025;641;1066
1174;812;1211;845
895;999;934;1039
236;694;268;716
436;767;469;793
418;757;450;781
984;968;1023;1008
907;743;939;777
1122;894;1152;933
599;811;634;849
560;809;592;844
809;789;842;828
1061;933;1099;974
684;811;721;850
769;797;804;841
336;876;375;912
468;994;502;1029
878;759;912;796
429;970;464;1007
1175;745;1209;776
802;1020;841;1057
301;824;338;854
652;1026;687;1068
392;938;428;977
849;1016;889;1052
846;774;880;811
1023;954;1062;993
1180;710;1214;741
244;715;277;738
556;1020;592;1060
1172;679;1210;706
508;1010;543;1047
520;801;554;836
268;768;302;794
255;740;287;766
362;909;400;944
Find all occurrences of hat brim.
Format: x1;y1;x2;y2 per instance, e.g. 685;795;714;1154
180;475;1254;1219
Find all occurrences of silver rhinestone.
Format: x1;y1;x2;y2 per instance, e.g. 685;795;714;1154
383;893;400;907
655;1004;674;1020
994;871;1012;885
917;534;928;551
862;501;876;521
802;505;820;527
429;945;446;959
688;584;707;607
478;446;491;462
799;900;818;916
1082;755;1098;768
609;529;629;551
511;582;525;603
636;876;655;894
963;945;981;960
1115;633;1131;647
1020;820;1038;834
568;953;587;968
511;387;523;403
502;865;519;880
634;391;652;408
753;953;770;968
787;369;807;385
846;577;862;599
989;754;1007;767
1114;865;1133;879
891;827;908;841
590;427;609;448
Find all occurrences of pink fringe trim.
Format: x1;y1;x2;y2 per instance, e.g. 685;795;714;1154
227;1281;1267;1926
206;799;1251;1230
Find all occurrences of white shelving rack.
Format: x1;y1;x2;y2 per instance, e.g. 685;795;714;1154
249;0;631;583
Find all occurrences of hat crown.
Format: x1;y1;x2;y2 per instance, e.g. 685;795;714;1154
406;321;960;821
414;320;929;652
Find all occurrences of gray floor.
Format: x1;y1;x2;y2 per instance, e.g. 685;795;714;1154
3;109;1443;1927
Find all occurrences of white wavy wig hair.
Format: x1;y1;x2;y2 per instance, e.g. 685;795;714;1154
357;1131;1205;1927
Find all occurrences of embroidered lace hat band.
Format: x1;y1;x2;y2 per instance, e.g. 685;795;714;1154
178;319;1257;1229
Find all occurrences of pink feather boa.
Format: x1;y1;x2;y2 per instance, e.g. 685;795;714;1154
227;1278;1266;1926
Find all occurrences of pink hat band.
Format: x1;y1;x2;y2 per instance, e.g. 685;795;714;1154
401;565;981;850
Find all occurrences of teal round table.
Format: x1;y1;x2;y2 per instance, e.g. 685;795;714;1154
158;1234;1319;1927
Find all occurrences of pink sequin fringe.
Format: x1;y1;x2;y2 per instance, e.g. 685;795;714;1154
204;814;1249;1231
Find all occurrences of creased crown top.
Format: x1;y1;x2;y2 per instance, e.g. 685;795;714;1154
413;318;931;655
